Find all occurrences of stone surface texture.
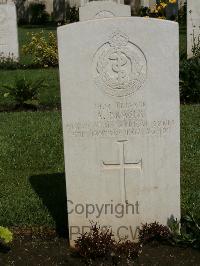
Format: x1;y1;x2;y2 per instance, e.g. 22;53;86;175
0;3;19;59
80;0;125;7
79;1;131;21
149;0;156;10
58;17;180;246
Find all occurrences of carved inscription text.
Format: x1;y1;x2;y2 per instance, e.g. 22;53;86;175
65;102;175;138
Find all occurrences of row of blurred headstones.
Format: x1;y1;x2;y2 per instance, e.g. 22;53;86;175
0;0;199;59
0;0;186;25
9;0;185;23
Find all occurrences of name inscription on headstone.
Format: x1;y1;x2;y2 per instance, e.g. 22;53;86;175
65;101;175;138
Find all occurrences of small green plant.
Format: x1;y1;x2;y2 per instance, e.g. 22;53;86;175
2;76;47;107
138;222;172;244
66;3;79;23
0;226;13;245
28;3;50;25
192;29;200;57
168;214;200;249
180;57;200;104
22;31;58;67
0;53;19;70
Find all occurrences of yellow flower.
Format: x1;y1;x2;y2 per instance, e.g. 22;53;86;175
160;3;167;8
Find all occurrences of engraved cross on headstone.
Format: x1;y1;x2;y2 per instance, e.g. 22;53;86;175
102;140;142;204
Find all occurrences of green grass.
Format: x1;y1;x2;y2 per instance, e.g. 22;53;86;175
181;105;200;217
179;25;187;56
0;68;60;109
0;111;66;232
0;105;199;232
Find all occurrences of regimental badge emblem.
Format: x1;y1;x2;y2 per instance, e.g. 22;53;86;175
93;31;147;97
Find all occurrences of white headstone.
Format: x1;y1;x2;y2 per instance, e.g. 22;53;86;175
58;17;180;246
81;0;125;7
149;0;156;10
44;0;53;15
53;0;65;22
141;0;150;7
187;0;200;58
79;1;131;21
0;3;19;60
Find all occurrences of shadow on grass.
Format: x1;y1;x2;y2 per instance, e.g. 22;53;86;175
29;173;68;238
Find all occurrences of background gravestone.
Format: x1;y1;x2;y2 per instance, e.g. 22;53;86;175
0;3;19;59
44;0;53;15
79;1;131;21
141;0;150;7
58;17;180;246
187;0;200;58
81;0;125;6
149;0;156;10
53;0;65;22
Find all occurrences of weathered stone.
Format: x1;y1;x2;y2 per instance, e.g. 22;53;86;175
79;1;131;21
80;0;125;7
0;3;19;59
58;17;180;246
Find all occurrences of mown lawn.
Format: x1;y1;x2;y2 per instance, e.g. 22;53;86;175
180;105;200;217
0;105;199;233
0;111;66;234
179;25;187;55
